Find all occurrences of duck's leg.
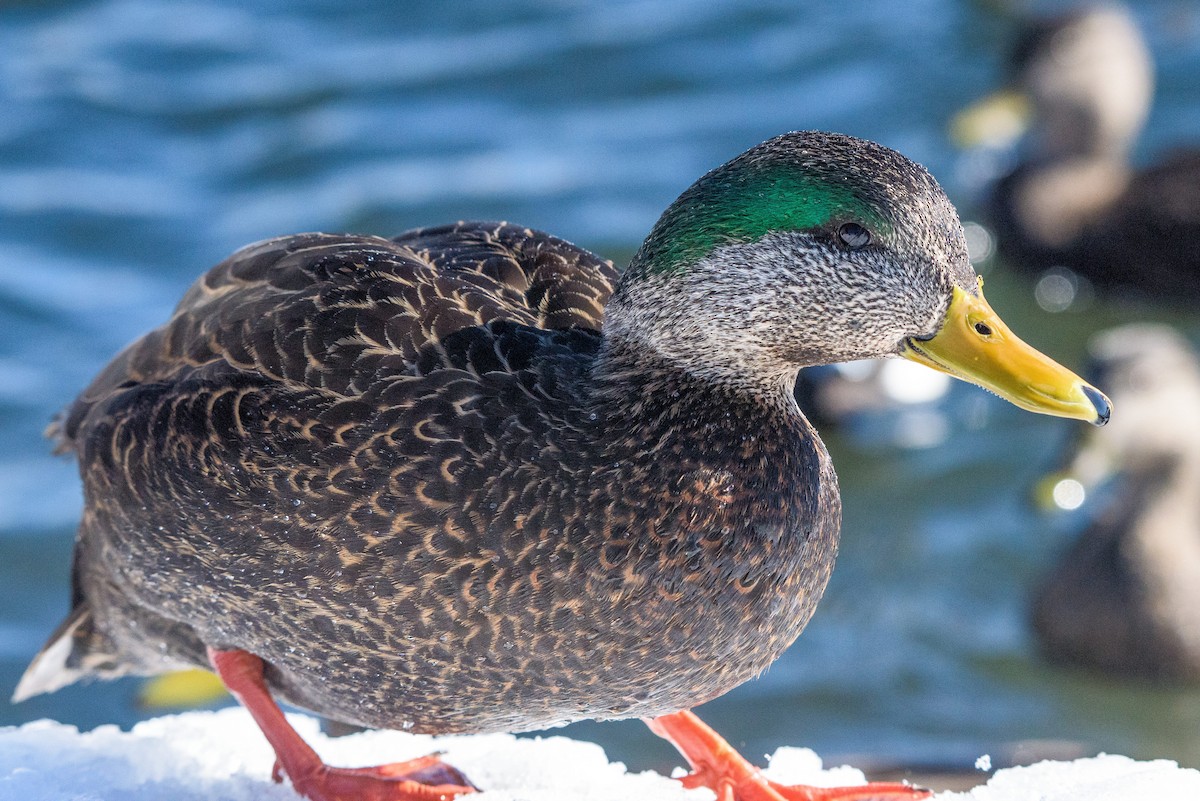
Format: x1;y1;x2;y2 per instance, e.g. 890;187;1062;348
208;647;476;801
646;710;930;801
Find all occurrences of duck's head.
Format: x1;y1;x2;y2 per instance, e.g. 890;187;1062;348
607;131;1109;426
952;7;1153;159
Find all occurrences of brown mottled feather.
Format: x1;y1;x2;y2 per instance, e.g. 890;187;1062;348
31;220;836;733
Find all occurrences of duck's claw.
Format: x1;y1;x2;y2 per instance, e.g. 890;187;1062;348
281;760;476;801
274;753;473;786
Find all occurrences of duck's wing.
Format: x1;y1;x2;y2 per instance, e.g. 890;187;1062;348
51;222;618;455
19;222;618;699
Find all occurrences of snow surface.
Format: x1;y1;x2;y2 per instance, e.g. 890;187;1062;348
1;708;1199;801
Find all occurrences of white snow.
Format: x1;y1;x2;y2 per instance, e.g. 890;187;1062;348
1;708;1198;801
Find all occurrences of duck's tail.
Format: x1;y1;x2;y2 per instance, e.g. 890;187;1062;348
11;604;125;702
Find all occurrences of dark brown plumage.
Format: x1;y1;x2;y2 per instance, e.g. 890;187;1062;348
31;221;834;733
16;131;1108;801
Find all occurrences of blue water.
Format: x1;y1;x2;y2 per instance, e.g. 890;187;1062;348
3;0;1200;779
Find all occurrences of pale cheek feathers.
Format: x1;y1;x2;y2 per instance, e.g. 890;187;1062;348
609;230;959;374
742;237;953;361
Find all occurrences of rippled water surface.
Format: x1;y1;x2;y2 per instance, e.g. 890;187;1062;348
3;0;1200;777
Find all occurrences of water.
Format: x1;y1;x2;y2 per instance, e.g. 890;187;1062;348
2;0;1200;779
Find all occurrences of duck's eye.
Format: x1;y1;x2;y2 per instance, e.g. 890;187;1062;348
837;222;871;250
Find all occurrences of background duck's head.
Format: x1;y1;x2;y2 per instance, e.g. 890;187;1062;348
606;130;1110;425
1013;6;1153;160
953;6;1153;160
1044;324;1200;506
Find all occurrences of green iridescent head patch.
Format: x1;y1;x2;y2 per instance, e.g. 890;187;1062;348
625;132;945;278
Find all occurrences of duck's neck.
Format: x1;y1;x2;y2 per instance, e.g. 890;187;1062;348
591;327;803;431
580;329;823;513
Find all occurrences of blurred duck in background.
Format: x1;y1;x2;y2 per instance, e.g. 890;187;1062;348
954;5;1200;302
1033;324;1200;682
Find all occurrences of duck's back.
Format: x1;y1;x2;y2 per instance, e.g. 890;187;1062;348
59;222;615;441
57;222;618;488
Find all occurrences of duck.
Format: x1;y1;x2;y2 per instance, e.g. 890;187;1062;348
1033;323;1200;682
11;131;1110;801
957;5;1200;301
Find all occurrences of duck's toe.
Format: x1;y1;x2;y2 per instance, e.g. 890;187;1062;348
648;711;929;801
278;758;476;801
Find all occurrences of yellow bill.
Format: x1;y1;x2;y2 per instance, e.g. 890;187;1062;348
902;282;1111;426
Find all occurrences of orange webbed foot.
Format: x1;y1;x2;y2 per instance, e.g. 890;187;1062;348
647;711;930;801
208;647;476;801
273;757;476;801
